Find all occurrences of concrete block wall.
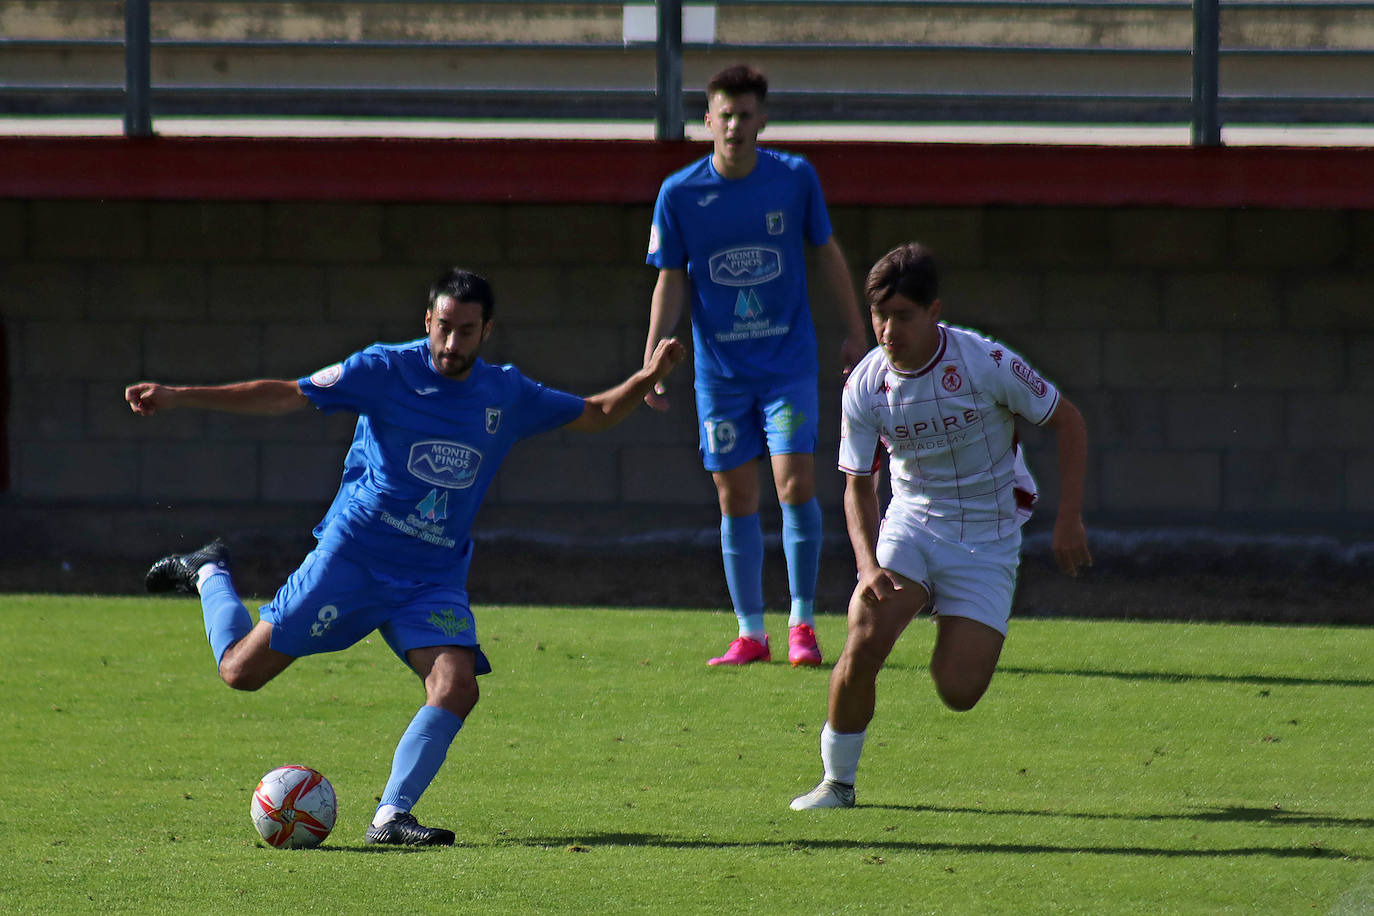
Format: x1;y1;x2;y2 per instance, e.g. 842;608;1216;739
3;198;1373;561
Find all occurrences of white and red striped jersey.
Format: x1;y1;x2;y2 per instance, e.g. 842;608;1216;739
839;324;1060;544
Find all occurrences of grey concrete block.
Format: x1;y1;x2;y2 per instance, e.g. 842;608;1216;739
1163;272;1281;330
91;262;209;321
267;203;385;262
262;443;347;503
1043;271;1162;329
1103;331;1227;388
139;442;260;501
1165;391;1283;449
326;265;432;324
0;262;89;321
1286;393;1374;448
29;201;145;259
942;268;1043;331
1110;209;1226;267
1100;450;1221;511
494;441;619;504
984;208;1112;268
1225;334;1345;390
865;207;984;268
1284;275;1374;331
383;203;506;264
25;320;141;380
20;441;139;499
144;323;263;381
1224;450;1345;512
1229;210;1350;268
506;205;626;265
148;202;266;260
209;264;328;321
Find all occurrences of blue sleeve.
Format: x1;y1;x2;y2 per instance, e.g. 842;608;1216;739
800;160;834;247
510;372;586;440
647;182;687;270
297;348;388;415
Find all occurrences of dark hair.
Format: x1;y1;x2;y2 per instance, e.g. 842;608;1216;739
428;268;494;322
865;243;940;309
707;64;768;102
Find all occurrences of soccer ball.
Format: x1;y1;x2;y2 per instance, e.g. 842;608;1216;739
250;765;337;848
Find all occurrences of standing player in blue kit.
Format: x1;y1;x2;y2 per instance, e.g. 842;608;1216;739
126;268;684;845
643;64;870;667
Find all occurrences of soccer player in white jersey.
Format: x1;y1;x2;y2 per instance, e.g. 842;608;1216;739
790;243;1091;810
125;268;685;844
643;64;869;667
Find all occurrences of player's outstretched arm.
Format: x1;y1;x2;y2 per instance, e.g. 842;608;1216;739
813;237;869;374
125;379;310;417
1045;396;1092;577
568;338;686;432
642;269;688;411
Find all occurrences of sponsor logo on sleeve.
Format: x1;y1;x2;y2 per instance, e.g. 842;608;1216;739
648;224;661;255
1011;358;1047;398
310;363;343;388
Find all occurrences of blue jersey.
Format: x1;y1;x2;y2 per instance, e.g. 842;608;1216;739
298;339;584;585
647;148;833;388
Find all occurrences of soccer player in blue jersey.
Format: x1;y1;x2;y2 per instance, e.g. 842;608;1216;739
125;268;685;846
643;64;869;667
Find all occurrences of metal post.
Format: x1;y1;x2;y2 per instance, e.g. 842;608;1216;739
124;0;152;137
655;0;684;141
1191;0;1221;146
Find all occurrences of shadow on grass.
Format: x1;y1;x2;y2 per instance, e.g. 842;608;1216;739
503;829;1364;860
865;802;1374;831
947;664;1372;689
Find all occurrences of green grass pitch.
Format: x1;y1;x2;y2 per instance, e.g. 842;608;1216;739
2;594;1371;914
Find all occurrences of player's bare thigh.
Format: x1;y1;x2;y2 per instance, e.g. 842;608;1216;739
930;615;1004;712
842;568;929;670
218;621;296;691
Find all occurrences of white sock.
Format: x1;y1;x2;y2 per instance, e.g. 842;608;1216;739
195;563;228;592
820;722;866;785
372;804;405;827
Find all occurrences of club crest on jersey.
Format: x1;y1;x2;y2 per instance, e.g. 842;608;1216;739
941;365;963;392
709;246;782;287
989;349;1004;366
408;440;483;489
485;407;501;434
1011;358;1047;397
766;211;785;235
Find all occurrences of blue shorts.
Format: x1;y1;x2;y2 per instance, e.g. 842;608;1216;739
258;548;493;675
694;376;819;473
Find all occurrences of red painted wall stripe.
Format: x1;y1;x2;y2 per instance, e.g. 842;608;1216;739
2;136;1373;208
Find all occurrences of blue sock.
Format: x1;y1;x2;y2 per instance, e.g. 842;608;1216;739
720;513;765;638
781;498;822;627
378;705;464;813
199;571;253;665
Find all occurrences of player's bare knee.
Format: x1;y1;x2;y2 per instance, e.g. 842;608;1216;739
218;658;267;692
931;673;989;712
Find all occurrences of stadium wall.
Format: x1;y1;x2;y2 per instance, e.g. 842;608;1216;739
2;137;1373;574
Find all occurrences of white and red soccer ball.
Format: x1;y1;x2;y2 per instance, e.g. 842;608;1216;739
250;765;337;848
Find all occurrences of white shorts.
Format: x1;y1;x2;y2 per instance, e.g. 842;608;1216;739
874;511;1022;636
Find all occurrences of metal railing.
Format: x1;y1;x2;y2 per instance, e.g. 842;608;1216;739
2;0;1372;145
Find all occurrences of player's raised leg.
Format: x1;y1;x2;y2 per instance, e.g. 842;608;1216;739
146;539;292;686
791;569;926;810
